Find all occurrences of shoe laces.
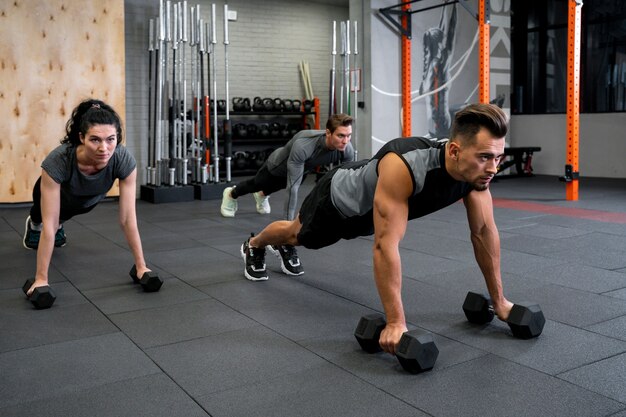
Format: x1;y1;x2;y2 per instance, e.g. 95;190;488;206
282;245;297;259
247;239;265;265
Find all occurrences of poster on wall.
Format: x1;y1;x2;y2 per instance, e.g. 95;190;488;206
371;0;511;150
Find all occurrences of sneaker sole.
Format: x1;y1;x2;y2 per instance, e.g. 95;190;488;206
240;243;268;281
23;216;36;250
267;246;304;276
220;210;236;218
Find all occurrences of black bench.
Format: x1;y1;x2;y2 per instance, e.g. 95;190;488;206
497;147;541;177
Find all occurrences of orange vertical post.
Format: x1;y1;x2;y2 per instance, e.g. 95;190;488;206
401;3;411;136
566;0;582;201
314;97;321;129
478;0;490;103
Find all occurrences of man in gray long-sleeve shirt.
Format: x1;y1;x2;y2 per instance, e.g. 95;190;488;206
221;113;354;276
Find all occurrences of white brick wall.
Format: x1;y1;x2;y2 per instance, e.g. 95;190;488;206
124;0;348;185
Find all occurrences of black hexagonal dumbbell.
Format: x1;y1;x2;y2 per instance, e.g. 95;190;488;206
462;291;546;339
22;278;56;309
354;313;439;374
129;265;163;293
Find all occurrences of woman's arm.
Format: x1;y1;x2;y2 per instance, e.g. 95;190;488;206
32;171;62;291
118;169;150;275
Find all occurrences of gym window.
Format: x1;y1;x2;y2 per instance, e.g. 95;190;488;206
512;0;626;114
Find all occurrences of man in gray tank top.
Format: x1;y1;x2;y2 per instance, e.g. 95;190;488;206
241;103;519;357
222;114;354;276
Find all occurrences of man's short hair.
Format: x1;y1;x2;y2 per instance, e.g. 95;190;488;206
450;103;508;144
326;113;353;133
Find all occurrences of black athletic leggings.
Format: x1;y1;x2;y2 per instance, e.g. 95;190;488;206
230;163;288;199
30;177;98;224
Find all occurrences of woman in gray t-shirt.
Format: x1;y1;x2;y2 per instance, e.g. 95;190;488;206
22;99;158;304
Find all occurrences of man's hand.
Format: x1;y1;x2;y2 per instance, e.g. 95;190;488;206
494;299;514;322
379;323;408;355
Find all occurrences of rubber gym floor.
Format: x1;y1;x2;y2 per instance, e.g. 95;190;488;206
1;175;625;417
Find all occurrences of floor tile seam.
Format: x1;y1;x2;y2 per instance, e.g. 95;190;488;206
551;373;626;407
601;287;626;297
0;371;175;412
193;359;436;417
578;311;626;330
47;276;217;408
60;277;217;416
537;281;626;302
137;322;264;351
581;323;626;343
0;329;122;356
555;350;626;378
104;291;218;317
544;316;626;341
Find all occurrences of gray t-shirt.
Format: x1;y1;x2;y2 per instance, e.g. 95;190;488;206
265;130;355;220
41;143;136;210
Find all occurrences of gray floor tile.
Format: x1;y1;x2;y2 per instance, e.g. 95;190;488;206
524;263;626;293
146;326;326;398
514;284;626;327
605;287;626;300
445;320;626;375
559;352;626;404
300;331;487;387
82;277;209;315
0;262;66;291
0;333;160;407
0;374;209;417
587;316;626;341
499;222;591;239
200;278;373;342
386;354;624;417
0;284;117;352
198;363;428;417
548;245;626;270
109;298;258;348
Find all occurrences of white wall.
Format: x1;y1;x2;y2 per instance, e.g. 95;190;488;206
510;113;626;178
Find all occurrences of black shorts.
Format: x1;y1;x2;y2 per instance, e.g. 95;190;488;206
30;177;98;223
297;168;374;250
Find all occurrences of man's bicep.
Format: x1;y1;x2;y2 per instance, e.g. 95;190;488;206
464;189;495;233
374;154;412;239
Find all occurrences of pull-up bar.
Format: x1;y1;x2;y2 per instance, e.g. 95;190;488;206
378;0;491;136
379;0;486;40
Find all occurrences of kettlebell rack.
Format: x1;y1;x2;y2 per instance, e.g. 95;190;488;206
216;97;320;176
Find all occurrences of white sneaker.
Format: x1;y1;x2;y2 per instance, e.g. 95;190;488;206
253;192;271;214
220;187;238;217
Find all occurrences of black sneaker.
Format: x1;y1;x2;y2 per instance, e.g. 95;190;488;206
268;244;304;276
241;234;268;281
23;216;41;250
54;225;67;247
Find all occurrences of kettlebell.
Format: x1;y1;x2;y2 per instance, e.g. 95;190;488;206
262;98;274;112
253;97;265;112
235;123;248;139
282;99;293;112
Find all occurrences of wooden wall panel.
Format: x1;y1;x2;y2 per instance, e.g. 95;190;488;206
0;0;125;203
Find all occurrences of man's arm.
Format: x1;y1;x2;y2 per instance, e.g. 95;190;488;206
463;189;513;320
283;149;307;221
372;153;413;355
